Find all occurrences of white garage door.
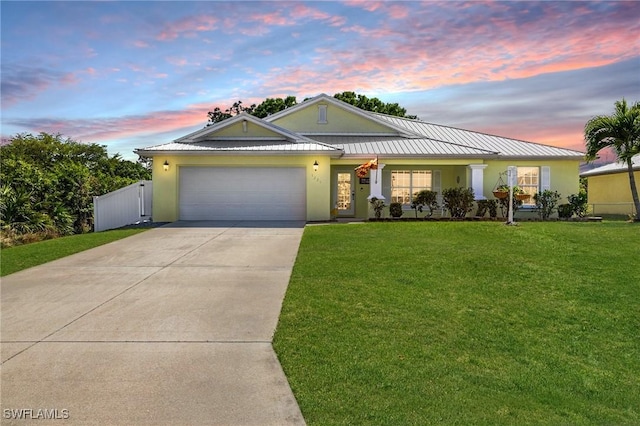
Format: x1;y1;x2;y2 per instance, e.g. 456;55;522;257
179;167;306;220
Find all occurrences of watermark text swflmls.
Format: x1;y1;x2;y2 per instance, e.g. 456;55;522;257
3;408;70;420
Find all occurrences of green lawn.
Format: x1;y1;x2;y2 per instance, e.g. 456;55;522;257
273;222;640;425
0;229;148;276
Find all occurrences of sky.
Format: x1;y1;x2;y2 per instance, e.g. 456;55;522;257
1;0;639;162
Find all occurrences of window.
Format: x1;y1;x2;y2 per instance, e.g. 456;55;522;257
391;170;432;204
517;167;539;205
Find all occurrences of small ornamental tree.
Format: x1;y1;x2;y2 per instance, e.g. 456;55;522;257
410;190;439;218
533;190;562;220
442;187;475;218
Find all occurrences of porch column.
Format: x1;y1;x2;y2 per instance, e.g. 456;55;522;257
468;164;488;200
367;163;386;200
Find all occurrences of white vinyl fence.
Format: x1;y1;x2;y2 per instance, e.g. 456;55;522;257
93;180;152;232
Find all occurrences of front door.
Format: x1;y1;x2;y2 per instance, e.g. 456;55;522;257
336;171;355;216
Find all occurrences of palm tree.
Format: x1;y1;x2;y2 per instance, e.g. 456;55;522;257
585;99;640;221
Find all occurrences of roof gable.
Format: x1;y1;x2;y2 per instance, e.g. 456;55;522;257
266;94;417;137
175;112;312;144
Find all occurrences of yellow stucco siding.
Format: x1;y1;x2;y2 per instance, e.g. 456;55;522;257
211;121;284;138
482;160;580;201
152;154;581;222
587;171;640;215
151;154;331;222
271;104;397;134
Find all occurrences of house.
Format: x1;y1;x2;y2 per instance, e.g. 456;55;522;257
135;94;584;222
580;154;640;216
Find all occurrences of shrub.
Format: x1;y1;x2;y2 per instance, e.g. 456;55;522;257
410;190;439;218
487;200;498;218
558;204;574;219
533;190;562;220
475;199;498;218
442;187;475;218
567;191;588;218
369;197;386;219
389;202;403;218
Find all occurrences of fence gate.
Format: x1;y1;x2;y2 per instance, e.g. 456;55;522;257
93;180;152;232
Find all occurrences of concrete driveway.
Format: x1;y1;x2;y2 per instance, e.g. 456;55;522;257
1;221;306;425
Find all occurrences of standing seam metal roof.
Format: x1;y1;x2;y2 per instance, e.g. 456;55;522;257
372;113;585;158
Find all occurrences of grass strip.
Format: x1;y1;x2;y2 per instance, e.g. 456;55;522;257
1;229;148;276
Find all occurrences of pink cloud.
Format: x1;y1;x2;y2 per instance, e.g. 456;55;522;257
14;105;211;146
166;57;188;67
250;11;291;26
60;72;79;85
289;3;346;26
133;40;150;48
290;4;330;20
295;1;640;96
156;15;218;40
387;4;409;19
345;0;384;13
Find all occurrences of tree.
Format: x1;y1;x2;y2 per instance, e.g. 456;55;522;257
1;133;151;243
206;92;417;125
252;96;297;118
584;99;640;221
206;100;255;124
333;91;418;119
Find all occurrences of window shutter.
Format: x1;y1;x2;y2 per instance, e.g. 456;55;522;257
433;170;441;192
382;169;391;200
433;170;442;205
541;166;551;191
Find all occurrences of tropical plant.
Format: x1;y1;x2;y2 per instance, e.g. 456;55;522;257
533;190;562;220
584;99;640;221
410;190;439;218
369;197;386;219
0;132;151;244
442;187;475;218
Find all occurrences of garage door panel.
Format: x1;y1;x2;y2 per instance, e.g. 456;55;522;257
179;167;306;221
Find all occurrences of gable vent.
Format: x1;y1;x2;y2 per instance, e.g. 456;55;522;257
317;104;328;124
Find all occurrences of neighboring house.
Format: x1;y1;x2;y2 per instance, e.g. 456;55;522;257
135;94;584;222
580;154;640;216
